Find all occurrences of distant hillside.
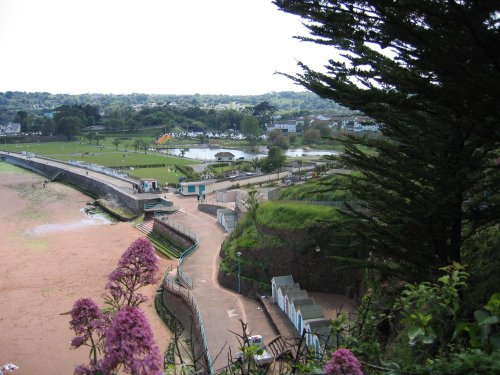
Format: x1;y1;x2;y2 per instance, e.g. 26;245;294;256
0;91;344;120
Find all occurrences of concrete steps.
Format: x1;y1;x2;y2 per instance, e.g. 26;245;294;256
135;219;182;259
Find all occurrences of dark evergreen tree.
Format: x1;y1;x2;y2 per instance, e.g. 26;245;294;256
274;0;500;281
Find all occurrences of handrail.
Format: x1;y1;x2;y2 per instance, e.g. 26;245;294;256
156;216;214;373
163;268;214;374
156;216;198;289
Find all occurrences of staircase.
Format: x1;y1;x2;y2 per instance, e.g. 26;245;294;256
135;219;155;235
135;220;182;259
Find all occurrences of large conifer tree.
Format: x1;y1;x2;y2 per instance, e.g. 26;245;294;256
274;0;499;281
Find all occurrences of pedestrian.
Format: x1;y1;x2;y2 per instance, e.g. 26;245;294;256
197;193;200;202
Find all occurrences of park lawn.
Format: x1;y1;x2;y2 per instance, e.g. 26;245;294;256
3;141;196;166
127;167;186;185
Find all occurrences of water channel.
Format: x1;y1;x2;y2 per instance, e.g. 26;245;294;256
160;147;339;161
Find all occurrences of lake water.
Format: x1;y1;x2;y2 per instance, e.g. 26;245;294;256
161;147;339;161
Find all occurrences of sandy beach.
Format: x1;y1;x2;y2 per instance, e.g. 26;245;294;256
0;162;174;374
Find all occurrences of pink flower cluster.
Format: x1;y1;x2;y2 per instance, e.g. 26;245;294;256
69;238;163;375
69;298;105;348
103;307;162;375
105;237;159;308
325;349;364;375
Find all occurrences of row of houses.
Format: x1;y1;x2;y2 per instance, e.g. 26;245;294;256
0;122;21;135
266;116;381;134
271;275;332;354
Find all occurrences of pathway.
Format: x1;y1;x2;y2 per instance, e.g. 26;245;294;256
165;193;277;372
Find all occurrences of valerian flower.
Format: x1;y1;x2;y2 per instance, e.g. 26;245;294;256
69;298;105;348
325;348;364;375
104;237;159;309
102;306;162;375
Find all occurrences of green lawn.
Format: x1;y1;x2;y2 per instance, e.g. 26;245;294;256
3;141;199;184
256;201;341;231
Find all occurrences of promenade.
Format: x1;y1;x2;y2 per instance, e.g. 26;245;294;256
164;193;278;372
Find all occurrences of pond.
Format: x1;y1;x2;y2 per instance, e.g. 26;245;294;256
160;147;339;161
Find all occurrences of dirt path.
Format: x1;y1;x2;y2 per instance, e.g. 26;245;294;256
0;162;174;375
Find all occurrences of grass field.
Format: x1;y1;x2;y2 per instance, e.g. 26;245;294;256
3;140;199;184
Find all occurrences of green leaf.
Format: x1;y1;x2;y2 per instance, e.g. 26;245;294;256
489;335;500;350
475;310;498;325
407;326;424;342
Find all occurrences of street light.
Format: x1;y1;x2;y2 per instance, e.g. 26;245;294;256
236;251;242;294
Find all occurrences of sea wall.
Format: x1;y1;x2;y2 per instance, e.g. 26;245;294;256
3;154;141;214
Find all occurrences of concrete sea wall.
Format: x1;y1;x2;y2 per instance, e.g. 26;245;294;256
3;154;142;214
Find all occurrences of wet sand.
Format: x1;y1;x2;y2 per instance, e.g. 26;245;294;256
0;162;174;375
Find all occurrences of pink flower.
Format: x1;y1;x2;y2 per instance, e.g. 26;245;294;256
103;306;162;375
325;349;363;375
69;298;105;348
104;237;159;309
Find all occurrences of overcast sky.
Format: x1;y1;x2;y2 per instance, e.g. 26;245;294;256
0;0;332;95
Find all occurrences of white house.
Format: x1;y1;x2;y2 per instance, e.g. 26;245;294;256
266;122;297;133
0;122;21;135
214;152;235;162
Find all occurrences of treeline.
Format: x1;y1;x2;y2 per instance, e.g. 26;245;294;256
0;90;342;123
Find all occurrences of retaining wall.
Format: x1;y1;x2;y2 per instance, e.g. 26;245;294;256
3;154;141;214
161;281;209;374
153;220;195;250
197;203;226;217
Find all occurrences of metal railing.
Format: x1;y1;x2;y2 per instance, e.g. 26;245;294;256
156;216;198;289
163;269;214;374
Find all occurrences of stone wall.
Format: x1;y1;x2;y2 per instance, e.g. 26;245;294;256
217;270;261;297
153;219;195;250
4;154;141;214
197;203;226;217
161;283;209;374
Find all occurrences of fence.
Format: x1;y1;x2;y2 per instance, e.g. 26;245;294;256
162;255;214;374
156;216;198;290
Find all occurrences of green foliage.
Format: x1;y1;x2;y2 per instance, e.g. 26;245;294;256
259;146;286;173
398;264;468;349
255;201;340;231
455;293;500;353
246;187;259;223
174;164;197;180
274;0;500;285
423;349;500;375
278;174;353;202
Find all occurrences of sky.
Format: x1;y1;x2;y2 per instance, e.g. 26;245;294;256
0;0;332;96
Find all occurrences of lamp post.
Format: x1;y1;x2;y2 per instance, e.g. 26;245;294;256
236;251;242;294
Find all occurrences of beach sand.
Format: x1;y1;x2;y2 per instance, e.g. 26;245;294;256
0;162;174;375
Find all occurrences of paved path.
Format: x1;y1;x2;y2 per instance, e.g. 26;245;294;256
165;193;278;372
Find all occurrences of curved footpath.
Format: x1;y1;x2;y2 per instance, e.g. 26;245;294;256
165;193;278;372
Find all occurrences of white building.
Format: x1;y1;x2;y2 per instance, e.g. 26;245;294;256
0;122;21;134
214;152;235;162
266;122;297;133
